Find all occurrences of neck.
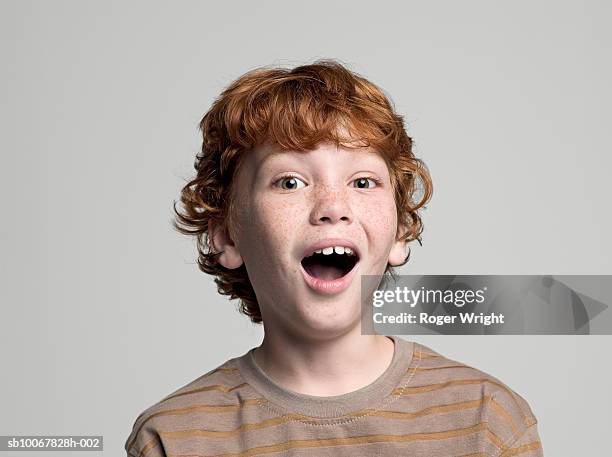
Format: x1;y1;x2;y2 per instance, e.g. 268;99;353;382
252;327;395;396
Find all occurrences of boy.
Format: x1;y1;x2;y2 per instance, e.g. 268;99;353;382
125;60;542;456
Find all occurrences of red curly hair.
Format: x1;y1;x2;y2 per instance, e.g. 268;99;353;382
173;60;433;323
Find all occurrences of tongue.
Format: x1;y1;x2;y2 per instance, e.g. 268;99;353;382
308;263;345;281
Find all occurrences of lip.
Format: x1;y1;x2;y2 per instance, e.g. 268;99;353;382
300;261;360;295
299;238;361;295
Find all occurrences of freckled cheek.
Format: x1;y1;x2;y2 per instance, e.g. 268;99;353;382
245;199;304;263
359;196;398;236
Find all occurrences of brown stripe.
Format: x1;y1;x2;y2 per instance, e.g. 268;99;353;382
489;397;519;435
138;437;161;457
368;397;488;421
129;345;531;457
419;353;441;359
158;397;490;441
394;378;487;394
501;441;542;456
160;413;311;438
210;367;239;374
413;364;472;372
396;378;531;427
486;427;508;451
126;397;262;455
158;369;241;404
166;422;490;457
136;383;515;455
165;383;250;401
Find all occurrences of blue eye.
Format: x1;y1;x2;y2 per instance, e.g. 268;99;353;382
353;177;379;189
276;176;307;190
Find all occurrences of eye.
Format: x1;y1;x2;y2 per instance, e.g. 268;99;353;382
275;175;307;190
352;177;380;189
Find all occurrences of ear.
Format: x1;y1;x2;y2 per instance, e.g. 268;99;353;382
388;223;409;267
208;220;244;269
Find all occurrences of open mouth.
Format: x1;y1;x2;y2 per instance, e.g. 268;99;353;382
301;247;360;281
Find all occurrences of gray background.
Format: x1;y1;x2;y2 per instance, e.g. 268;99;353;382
1;0;610;455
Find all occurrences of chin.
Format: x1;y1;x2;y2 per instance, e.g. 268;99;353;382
294;302;361;339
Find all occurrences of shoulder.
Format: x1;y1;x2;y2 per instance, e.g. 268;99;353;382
407;342;542;456
124;357;255;457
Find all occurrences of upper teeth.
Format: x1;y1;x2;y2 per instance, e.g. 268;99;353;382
312;246;354;256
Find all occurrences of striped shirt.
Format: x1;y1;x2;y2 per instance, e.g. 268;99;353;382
125;336;542;456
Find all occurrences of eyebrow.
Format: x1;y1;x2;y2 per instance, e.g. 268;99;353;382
254;147;387;178
259;150;284;165
255;149;302;173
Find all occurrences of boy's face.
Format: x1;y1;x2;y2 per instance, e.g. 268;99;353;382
212;141;407;340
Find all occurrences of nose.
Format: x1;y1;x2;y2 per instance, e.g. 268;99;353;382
309;185;353;225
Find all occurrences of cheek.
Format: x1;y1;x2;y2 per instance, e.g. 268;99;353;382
241;196;304;260
360;194;398;238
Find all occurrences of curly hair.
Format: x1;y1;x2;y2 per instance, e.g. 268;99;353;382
173;59;433;324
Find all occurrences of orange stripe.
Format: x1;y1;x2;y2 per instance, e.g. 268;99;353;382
486;427;507;451
135;393;516;457
138;437;161;457
501;441;541;456
160;413;310;438
489;397;519;435
413;364;472;372
157;397;490;441
166;422;491;457
130;346;525;457
126;396;261;454
143;421;508;457
367;397;487;421
419;352;441;359
397;378;531;427
157;368;241;404
395;378;486;394
165;383;249;401
131;379;521;456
